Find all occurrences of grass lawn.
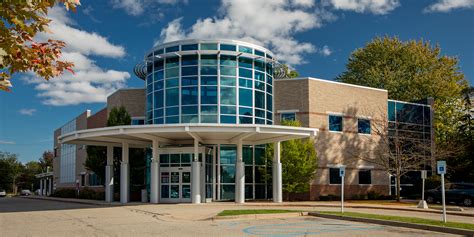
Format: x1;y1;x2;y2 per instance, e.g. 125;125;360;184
319;211;474;230
346;200;415;206
218;209;301;216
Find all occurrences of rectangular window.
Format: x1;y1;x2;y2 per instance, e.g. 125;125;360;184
329;168;342;184
329;115;343;132
281;112;296;121
358;169;371;184
220;44;236;51
201;43;218;50
239;45;253;54
358;118;371;134
165;45;179;53
181;44;198;51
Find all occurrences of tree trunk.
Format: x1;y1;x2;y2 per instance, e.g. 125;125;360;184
396;174;401;202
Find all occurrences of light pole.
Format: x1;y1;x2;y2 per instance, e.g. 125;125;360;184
339;165;346;214
417;170;428;209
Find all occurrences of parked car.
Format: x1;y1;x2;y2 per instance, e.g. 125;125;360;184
0;189;6;197
425;183;474;207
20;189;32;196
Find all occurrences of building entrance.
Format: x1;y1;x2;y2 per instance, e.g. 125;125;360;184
160;167;191;203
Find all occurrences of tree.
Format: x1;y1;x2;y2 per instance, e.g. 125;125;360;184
265;120;318;200
39;150;54;172
274;64;299;79
0;0;81;92
0;151;23;194
107;106;131;126
337;36;471;178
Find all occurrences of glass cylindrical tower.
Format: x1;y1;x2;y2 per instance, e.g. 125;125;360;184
143;39;274;125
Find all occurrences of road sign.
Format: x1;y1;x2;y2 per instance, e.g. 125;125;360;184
437;161;446;175
339;166;345;177
421;170;427;179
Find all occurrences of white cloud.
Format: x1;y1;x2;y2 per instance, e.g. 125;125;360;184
111;0;186;16
0;140;15;145
424;0;474;13
18;108;37;116
320;45;332;56
158;0;335;65
328;0;400;14
25;7;130;106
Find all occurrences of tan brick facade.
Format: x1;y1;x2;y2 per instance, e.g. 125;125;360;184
275;77;390;200
107;88;145;118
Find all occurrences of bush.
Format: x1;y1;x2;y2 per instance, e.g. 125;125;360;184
319;194;340;201
367;191;381;200
52;188;104;200
52;188;77;198
350;194;367;200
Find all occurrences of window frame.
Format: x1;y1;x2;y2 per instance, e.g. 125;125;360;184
328;115;343;132
358;169;372;185
280;112;296;121
329;168;342;185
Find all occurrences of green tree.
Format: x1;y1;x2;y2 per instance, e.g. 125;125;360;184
107;106;131;126
39;150;54;172
337;36;471;177
274;64;299;79
265;120;318;200
0;0;81;91
0;151;23;194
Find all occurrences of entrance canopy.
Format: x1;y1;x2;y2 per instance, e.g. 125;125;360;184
58;124;318;147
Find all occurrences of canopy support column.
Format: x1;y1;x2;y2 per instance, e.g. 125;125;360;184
273;142;282;203
235;140;245;203
120;142;129;204
105;145;114;202
150;139;160;204
191;138;201;204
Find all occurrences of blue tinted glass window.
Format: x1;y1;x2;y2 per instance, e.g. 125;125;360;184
220;44;236;51
182;66;198;76
201;76;217;85
155;80;165;90
182;76;198;86
147;84;153;94
201;86;217;104
146;75;152;85
266;63;273;75
182;55;198;66
239;88;252;107
147;62;153;74
220;55;237;66
220;87;236;105
165;116;179;124
221;106;236;114
201;43;218;50
329;115;343;132
166;78;179;88
182;106;198;115
255;91;265;109
201;55;218;65
154;70;164;81
266;93;272;111
255;109;265;118
221;115;236;124
165;57;179;68
423;106;431;125
165;67;179;78
238;46;253;54
181;115;198;123
388;101;396;121
132;119;145;125
201;115;217;123
239;78;252;88
154;91;164;108
200;66;217;75
147;94;152;110
239;68;252;78
165;45;179;53
255;71;265;81
239;116;253;124
266;84;272;94
220;76;236;86
220;146;236;164
181;87;198;105
154;108;164;117
154;60;164;71
255;118;265;124
358;118;371;134
238;57;253;68
166;107;179;116
255;81;265;91
154;117;164;124
201;105;217;114
221;66;236;76
254;60;265;71
239;107;252;116
154;49;164;55
396;102;423;124
182;44;198;51
166;88;179;106
255;50;265;57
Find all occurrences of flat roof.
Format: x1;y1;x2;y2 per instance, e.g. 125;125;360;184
276;77;388;92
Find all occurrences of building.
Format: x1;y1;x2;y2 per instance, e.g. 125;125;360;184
51;39;433;203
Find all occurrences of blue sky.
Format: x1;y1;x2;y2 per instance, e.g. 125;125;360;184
1;0;473;163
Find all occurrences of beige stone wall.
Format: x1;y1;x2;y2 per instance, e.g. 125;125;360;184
107;88;145;118
274;78;390;199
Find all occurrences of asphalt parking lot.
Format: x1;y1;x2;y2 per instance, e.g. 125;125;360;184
0;197;463;236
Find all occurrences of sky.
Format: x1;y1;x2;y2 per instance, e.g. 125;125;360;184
1;0;473;163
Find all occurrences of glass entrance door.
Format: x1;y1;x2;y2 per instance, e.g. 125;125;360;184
160;167;191;203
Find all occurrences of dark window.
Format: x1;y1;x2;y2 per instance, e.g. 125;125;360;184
181;44;198;51
80;174;85;187
358;118;371;134
358;170;371;184
329;168;341;184
281;112;296;121
329;115;343;132
165;45;179;53
220;44;236;51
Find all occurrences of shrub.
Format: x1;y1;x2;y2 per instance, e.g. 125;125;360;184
52;188;104;200
367;191;381;200
52;188;77;198
319;194;340;201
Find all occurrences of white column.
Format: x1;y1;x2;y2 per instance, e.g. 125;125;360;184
273;142;282;203
191;139;201;204
235;140;245;203
39;178;43;196
150;140;159;204
48;178;52;196
120;142;129;204
105;145;114;202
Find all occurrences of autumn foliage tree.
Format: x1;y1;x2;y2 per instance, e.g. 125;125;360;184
0;0;81;91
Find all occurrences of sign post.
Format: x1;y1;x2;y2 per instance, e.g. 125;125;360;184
417;170;428;209
437;161;447;223
339;166;346;214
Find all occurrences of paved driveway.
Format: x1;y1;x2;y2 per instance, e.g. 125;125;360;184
0;197;462;237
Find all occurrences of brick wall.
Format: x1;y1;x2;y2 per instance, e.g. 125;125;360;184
107;88;145;118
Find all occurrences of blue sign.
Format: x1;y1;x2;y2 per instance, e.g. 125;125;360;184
437;161;446;175
339;166;345;177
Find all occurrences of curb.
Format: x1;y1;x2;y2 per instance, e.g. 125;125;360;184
18;196;115;206
242;203;474;217
212;212;308;221
308;212;474;236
